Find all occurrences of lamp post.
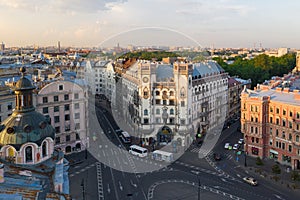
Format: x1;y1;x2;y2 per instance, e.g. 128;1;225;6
81;178;86;200
244;135;248;167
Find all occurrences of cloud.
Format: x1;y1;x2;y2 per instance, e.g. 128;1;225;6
0;0;127;14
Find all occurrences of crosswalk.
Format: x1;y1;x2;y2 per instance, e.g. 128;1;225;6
189;147;234;161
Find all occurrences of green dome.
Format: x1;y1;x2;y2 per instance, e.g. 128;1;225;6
0;111;55;150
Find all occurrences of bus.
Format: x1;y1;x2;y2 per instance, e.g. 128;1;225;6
152;150;174;162
119;131;131;144
129;145;148;157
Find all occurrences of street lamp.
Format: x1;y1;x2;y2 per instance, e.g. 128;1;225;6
81;178;86;200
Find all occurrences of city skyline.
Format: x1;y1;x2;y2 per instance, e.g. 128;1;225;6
0;0;300;48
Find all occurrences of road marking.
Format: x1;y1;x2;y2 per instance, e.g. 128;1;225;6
274;194;286;200
236;174;241;178
96;162;104;200
119;181;123;191
107;184;111;194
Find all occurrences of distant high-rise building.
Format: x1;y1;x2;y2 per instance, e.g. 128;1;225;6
0;42;5;51
58;41;61;52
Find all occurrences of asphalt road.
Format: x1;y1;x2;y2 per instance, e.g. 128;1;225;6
68;98;300;200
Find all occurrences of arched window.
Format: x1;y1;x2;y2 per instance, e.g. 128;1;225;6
155;91;160;96
42;142;47;157
156;109;160;115
144;109;148;116
170;109;174;115
180;87;186;98
169;91;174;96
296;135;299;142
25;146;33;163
7;147;15;158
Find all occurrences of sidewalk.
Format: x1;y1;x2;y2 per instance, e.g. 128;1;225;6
239;155;300;190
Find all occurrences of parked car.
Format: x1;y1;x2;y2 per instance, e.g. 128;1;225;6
213;153;221;161
238;138;244;144
243;177;258;186
233;144;240;150
224;143;231;149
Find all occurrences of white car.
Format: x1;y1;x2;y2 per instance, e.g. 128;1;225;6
243;177;258;186
233;144;239;150
224;143;231;149
238;138;244;144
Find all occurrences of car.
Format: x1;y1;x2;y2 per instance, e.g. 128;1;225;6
243;177;258;186
233;144;240;150
238;138;244;144
224;143;231;149
213;153;221;161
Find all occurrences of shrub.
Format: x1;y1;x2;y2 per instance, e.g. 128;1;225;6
256;157;264;166
291;171;300;181
272;164;281;174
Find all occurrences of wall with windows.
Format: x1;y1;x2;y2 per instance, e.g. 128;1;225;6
35;80;88;154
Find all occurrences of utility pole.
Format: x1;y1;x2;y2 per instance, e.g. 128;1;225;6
81;179;85;200
198;174;201;200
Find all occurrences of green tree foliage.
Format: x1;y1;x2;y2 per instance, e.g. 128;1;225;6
213;53;296;88
119;51;180;61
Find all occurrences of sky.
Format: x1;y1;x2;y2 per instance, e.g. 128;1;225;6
0;0;299;48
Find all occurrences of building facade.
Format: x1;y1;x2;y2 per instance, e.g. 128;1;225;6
119;60;228;148
0;67;69;198
0;86;14;123
241;86;300;169
35;80;88;154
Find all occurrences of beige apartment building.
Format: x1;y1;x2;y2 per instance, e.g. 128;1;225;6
241;86;300;169
35;80;88;154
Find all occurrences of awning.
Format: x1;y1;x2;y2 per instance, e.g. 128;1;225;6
270;149;278;154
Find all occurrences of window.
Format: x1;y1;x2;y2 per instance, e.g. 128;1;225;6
282;132;285;139
76;133;80;140
75;113;80;119
156;91;160;96
289;145;292;152
282;119;286;127
25;146;33;163
270;117;273;123
256;138;259;143
65;124;70;131
64;104;70;111
283;109;286;115
170;109;174;115
296;135;300;142
42;142;47;157
54;116;60;123
290;111;293;117
54;106;59;112
156;117;161;123
144;118;149;124
74;93;79;99
169;100;175;105
156;109;160;115
155;100;160;105
55;126;60;133
282;143;285;150
276;108;280;114
75;103;79;109
7;103;12;110
66;135;70;142
297;112;300;119
59;85;63;90
251;126;253;133
276;118;279;125
289;134;292;141
144;109;148;116
289;121;293;129
42;107;48;114
64;94;69;101
55;137;60;144
54;95;59;102
43;97;48;103
181;101;185;107
255;127;258;134
276;129;279;136
75;123;80;130
180;119;186;125
270;107;273;113
65;114;70;121
270;127;272;135
170;91;174;96
163;100;167;105
169;118;174;124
